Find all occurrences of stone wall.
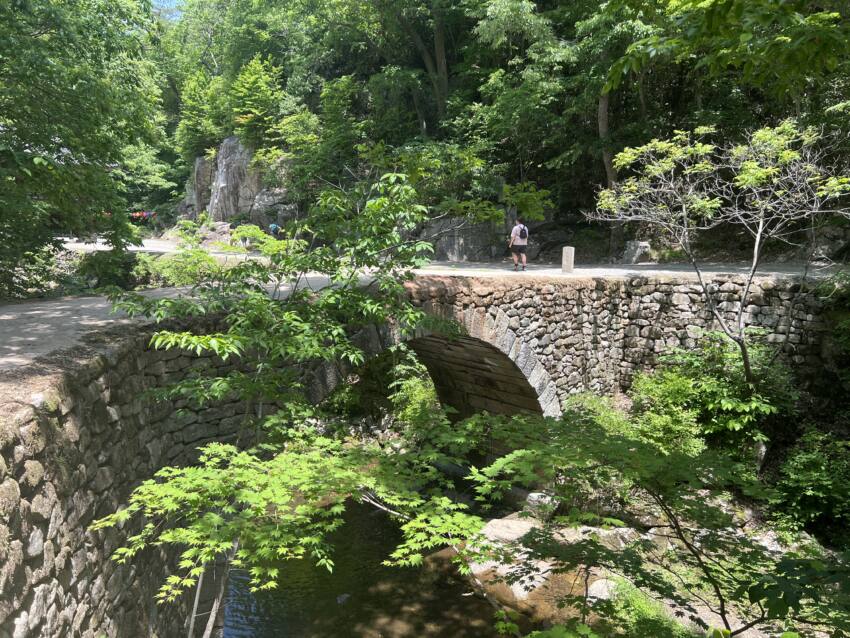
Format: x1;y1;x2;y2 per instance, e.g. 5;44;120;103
0;328;249;638
405;273;826;412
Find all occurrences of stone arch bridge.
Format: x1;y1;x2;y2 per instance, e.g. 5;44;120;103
391;274;825;420
0;271;827;638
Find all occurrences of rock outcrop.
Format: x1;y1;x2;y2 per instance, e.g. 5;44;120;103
208;137;263;222
191;156;214;215
181;136;297;225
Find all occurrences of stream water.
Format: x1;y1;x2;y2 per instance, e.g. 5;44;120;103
222;504;499;638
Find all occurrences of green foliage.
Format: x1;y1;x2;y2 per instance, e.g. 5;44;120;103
94;172;476;599
529;582;702;638
466;404;850;637
596;122;850;235
175;70;231;159
608;0;850;99
118;143;180;212
134;220;221;287
606;582;701;638
264;76;364;205
660;332;797;443
774;430;850;547
231;56;284;149
525;622;600;638
389;368;441;429
76;250;140;290
2;246;69;299
629;370;705;456
379;141;505;223
366;66;425;145
503;182;552;222
142;250;219;288
522;584;703;636
0;0;159;296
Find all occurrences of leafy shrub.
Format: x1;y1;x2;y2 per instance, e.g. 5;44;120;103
655;247;687;263
522;583;701;637
321;348;440;429
172;219;204;247
502;181;552;221
76;250;139;289
774;430;850;547
1;245;64;298
629;370;705;456
390;372;440;428
607;582;702;638
196;211;212;229
621;332;797;456
660;332;798;444
140;249;218;287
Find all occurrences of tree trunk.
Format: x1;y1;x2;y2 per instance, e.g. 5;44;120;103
637;70;647;122
200;541;238;638
409;27;444;119
398;6;448;120
598;91;621;260
187;569;205;638
412;90;428;137
597;91;616;188
433;2;449;119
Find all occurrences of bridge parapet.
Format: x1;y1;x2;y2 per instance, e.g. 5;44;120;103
406;274;826;407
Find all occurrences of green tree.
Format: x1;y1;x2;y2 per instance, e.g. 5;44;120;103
231;55;285;149
92;173;486;634
0;0;159;296
175;70;231;159
591;122;850;382
608;0;850;101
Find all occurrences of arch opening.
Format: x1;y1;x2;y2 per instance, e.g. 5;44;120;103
408;334;546;419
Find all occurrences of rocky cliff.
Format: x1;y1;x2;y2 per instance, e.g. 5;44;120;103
179;136;295;226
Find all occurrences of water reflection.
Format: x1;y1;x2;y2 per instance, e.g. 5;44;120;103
223;504;497;637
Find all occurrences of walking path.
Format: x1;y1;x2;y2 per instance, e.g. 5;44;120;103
0;259;828;372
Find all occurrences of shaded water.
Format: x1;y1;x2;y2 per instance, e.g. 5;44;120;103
223;504;498;638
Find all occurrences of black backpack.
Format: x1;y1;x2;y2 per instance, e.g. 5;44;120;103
519;225;528;239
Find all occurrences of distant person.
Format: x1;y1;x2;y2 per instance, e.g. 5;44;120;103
509;217;529;271
269;223;281;238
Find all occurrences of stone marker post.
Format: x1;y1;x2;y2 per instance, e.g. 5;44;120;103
562;246;575;273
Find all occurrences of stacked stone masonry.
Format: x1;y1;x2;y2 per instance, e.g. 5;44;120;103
0;329;248;638
405;274;826;417
0;273;828;638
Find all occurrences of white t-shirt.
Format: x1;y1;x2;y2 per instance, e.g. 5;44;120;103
510;224;528;246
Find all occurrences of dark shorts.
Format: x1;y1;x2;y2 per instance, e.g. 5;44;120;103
511;245;527;255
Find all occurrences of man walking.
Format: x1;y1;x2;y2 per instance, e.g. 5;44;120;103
508;217;529;271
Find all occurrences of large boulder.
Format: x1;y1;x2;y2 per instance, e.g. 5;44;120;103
426;218;508;261
178;137;299;225
208;137;263;222
192;155;214;215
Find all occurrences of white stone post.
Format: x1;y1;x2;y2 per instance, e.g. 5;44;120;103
561;246;575;273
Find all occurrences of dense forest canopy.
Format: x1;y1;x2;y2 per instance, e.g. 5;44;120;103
154;0;850;202
2;0;849;286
